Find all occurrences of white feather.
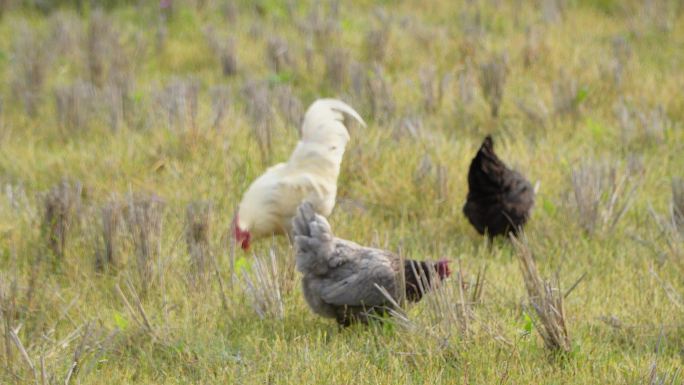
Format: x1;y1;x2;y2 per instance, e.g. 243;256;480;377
237;99;364;239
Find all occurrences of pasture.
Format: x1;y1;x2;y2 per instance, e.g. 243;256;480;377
0;0;682;383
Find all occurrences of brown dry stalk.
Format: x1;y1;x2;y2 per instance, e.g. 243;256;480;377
266;37;294;74
64;322;93;385
325;48;349;91
115;280;159;343
376;258;485;341
672;178;684;233
274;85;303;130
242;80;273;165
366;64;395;124
186;201;212;287
571;160;643;235
0;277;16;375
211;251;230;311
97;199;123;271
12;22;49;117
124;193;165;294
511;234;571;353
210;85;231;130
155;78;200;133
204;28;238;77
42;180;82;262
364;26;390;63
9;329;36;381
479;54;508;118
240;249;284;320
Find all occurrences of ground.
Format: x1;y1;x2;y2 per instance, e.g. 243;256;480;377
0;0;683;384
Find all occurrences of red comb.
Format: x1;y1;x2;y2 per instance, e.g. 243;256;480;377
436;259;451;279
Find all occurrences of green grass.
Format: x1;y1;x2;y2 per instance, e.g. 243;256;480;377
0;1;683;384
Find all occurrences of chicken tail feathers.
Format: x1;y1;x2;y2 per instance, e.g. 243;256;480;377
468;135;506;194
292;202;335;275
300;99;366;144
312;98;366;128
481;135;494;153
292;201;316;237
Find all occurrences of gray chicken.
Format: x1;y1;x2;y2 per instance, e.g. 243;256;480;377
292;202;451;326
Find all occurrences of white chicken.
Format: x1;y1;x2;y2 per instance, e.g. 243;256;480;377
233;99;365;250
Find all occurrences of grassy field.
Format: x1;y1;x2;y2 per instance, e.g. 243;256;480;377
0;0;683;383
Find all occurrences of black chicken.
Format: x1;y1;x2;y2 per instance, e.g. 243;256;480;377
463;136;534;237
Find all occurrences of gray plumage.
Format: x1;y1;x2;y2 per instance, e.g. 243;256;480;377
293;202;449;326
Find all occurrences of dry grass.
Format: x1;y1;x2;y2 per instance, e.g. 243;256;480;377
240;249;285;320
154;78;200;134
0;1;682;383
610;35;631;87
645;366;682;385
378;260;486;345
645;333;683;385
419;66;449;113
185;201;212;287
479;53;508;118
571;159;643;235
418;262;486;339
266;37;295;74
643;178;684;263
11;22;49;117
516;83;550;129
85;9;132;93
456;60;477;107
95;199;123;271
364;14;390;63
0;97;4;142
209;85;231;130
42;180;82;262
614;98;670;145
413;153;449;201
673;178;684;233
511;234;572;353
54;80;98;134
0;273;117;384
522;26;544;68
204;27;238;77
0;276;18;377
274;85;303;130
242;79;273;164
87;10;112;88
542;0;566;23
324;47;349;91
115;279;160;341
365;64;395;124
552;69;583;120
301;0;340;46
123;193;165;295
393;114;423;140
